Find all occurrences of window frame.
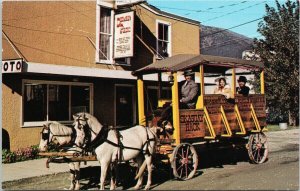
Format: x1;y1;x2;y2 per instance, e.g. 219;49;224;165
156;19;172;59
21;79;94;127
96;5;115;64
145;86;172;112
114;58;131;66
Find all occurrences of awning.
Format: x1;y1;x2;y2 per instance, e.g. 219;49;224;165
132;54;264;76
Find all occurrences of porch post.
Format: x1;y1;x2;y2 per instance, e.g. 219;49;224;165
172;72;180;145
137;76;146;126
260;70;265;94
158;73;162;99
196;65;205;109
231;68;236;98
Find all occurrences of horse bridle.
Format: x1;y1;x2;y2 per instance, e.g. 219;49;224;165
75;117;99;148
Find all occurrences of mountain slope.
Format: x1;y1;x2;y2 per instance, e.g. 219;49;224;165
200;25;253;58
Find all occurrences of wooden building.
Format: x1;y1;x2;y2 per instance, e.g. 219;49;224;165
2;0;200;150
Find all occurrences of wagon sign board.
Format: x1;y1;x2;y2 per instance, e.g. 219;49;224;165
180;109;205;139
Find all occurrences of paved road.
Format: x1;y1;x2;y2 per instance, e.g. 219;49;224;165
2;129;299;190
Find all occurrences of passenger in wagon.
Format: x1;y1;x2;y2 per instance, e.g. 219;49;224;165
236;76;250;96
179;69;199;109
213;77;232;99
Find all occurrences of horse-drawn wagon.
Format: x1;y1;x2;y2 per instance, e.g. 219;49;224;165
38;54;268;189
132;54;269;180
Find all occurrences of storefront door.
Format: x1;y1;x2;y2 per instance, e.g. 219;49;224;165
115;85;136;126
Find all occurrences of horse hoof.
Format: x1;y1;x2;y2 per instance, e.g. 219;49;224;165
133;186;140;190
74;185;80;190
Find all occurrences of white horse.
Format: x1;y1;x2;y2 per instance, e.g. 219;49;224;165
39;121;82;190
72;113;157;190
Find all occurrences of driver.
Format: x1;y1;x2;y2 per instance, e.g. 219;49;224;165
179;69;199;109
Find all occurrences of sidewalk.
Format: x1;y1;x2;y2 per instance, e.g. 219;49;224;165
2;158;99;182
2;129;298;183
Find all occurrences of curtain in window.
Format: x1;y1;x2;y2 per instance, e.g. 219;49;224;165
99;7;111;60
157;23;170;58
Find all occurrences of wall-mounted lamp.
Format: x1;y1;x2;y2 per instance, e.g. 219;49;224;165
168;74;174;84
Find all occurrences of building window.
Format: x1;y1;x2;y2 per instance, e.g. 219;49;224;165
156;21;171;59
97;6;114;63
145;86;172;113
115;58;131;65
23;80;93;126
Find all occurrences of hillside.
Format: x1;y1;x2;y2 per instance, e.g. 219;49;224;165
200;25;254;58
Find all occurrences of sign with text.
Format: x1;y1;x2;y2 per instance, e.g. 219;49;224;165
114;11;134;58
2;59;23;73
180;109;205;139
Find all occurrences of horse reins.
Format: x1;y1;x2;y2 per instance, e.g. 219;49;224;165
75;117;107;151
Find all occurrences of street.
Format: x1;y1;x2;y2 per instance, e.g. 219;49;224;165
2;129;299;190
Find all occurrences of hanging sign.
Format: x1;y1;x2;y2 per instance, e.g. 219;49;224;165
114;11;134;58
2;59;23;73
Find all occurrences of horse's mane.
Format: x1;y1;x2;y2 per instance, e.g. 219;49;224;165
47;121;73;136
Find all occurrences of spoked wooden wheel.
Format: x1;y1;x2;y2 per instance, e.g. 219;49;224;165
248;132;269;164
171;143;198;180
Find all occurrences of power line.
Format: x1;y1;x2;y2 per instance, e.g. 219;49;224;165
137;6;264;54
202;36;252;49
2;23;92;38
203;1;266;23
201;17;263;38
155;1;248;14
136;6;200;54
2;7;95;22
202;34;265;51
201;36;259;50
10;39;92;64
62;2;95;22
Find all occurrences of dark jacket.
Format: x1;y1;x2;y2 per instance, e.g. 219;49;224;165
180;80;199;108
236;86;250;96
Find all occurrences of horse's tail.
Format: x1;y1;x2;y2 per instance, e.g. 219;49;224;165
134;160;147;180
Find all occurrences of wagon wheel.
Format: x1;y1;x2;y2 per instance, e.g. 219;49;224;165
248;132;269;164
171;143;198;180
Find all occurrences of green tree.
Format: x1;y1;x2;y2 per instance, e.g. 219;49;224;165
253;0;299;126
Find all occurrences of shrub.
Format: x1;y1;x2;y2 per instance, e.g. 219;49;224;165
2;145;41;163
2;149;16;163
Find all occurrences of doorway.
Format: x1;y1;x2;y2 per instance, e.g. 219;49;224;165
115;85;136;126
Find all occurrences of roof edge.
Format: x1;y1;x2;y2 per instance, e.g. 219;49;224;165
140;3;200;26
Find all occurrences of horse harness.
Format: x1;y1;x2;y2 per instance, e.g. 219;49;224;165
78;118;156;163
41;123;76;145
105;126;156;163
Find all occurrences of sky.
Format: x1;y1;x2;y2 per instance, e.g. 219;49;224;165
147;0;286;38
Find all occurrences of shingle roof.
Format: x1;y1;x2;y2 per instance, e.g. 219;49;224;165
132;54;263;76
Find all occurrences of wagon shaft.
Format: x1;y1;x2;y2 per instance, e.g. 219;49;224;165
38;152;75;157
47;155;97;163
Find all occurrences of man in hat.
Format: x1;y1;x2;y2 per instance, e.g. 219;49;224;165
236;76;250;96
179;69;199;109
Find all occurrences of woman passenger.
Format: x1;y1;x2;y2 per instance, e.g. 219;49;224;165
213;77;232;99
